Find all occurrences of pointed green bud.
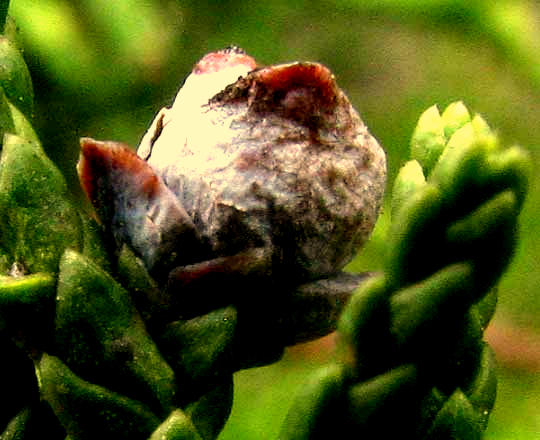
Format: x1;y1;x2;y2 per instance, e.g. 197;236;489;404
429;122;485;207
410;105;446;176
483;146;531;209
391;159;426;218
35;354;161;439
441;101;471;139
0;135;82;273
470;115;499;161
149;410;202;440
386;183;444;288
0;36;33;119
390;263;474;348
470;114;493;139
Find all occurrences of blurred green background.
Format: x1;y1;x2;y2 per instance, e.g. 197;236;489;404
7;0;539;438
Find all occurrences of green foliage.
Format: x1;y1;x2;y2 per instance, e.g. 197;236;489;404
0;3;532;440
278;102;528;439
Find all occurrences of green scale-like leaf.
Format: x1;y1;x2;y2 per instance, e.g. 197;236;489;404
0;135;82;273
35;354;162;440
0;35;34;119
4;96;39;143
160;306;237;388
54;249;177;417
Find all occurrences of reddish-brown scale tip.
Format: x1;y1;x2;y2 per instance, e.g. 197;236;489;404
78;137;103;203
255;62;337;107
193;47;257;74
78;137;161;206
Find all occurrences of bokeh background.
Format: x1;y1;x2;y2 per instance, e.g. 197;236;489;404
7;1;539;438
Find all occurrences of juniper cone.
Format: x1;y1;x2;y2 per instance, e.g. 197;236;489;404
78;47;387;316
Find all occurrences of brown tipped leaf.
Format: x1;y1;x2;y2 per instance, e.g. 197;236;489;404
78;138;202;276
